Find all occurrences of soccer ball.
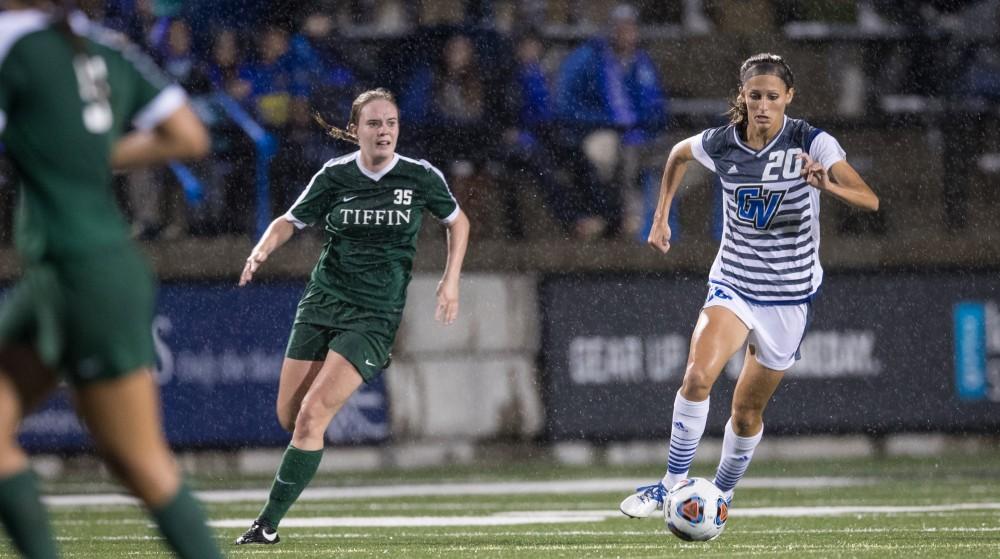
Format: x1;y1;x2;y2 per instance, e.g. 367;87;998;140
664;477;728;541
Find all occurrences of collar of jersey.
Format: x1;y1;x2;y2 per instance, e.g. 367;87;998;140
733;114;787;158
354;152;400;182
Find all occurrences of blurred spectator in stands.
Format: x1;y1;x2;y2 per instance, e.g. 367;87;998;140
861;1;950;98
241;24;311;132
402;33;489;161
401;30;512;236
161;18;211;94
239;24;315;215
865;1;1000;232
553;3;668;239
940;3;1000;232
298;12;357;115
496;29;579;240
127;17;209;240
106;0;174;59
206;28;251;101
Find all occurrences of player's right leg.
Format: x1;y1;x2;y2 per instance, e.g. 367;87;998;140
74;369;223;559
620;304;749;518
0;346;60;559
237;352;363;545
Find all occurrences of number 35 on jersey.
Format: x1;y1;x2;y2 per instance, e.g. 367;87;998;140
393;189;412;205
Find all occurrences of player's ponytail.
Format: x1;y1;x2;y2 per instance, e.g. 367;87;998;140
312;111;359;145
727;53;795;126
726;91;748;126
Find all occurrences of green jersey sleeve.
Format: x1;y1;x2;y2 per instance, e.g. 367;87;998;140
421;160;460;223
285;163;338;228
96;28;184;130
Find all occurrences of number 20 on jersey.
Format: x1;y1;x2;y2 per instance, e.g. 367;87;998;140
761;148;803;181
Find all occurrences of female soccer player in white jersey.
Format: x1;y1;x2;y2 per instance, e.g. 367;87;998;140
234;88;470;545
620;53;878;518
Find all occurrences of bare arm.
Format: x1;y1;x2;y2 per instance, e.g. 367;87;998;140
647;138;696;254
111;105;210;169
239;217;297;286
435;209;470;325
798;155;879;212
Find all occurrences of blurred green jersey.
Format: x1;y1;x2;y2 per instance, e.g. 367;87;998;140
0;10;183;260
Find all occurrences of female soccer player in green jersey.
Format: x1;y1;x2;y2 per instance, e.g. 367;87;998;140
235;88;470;545
0;2;224;558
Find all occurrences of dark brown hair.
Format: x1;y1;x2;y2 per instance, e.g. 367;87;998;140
53;0;87;55
727;53;795;126
313;88;397;145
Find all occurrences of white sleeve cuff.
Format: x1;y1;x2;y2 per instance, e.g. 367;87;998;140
282;212;307;229
132;84;187;131
688;132;716;173
440;205;460;224
809;131;846;170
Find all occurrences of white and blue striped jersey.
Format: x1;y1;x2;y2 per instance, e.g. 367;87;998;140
690;116;846;304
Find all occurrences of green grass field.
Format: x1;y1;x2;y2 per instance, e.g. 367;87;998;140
5;453;1000;558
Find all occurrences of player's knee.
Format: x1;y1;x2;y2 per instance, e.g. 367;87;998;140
103;448;180;506
730;406;763;436
681;366;716;400
292;401;334;441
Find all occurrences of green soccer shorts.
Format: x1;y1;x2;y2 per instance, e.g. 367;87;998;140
0;244;156;384
285;288;399;383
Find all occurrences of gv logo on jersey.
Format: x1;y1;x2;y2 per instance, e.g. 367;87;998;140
735;185;785;230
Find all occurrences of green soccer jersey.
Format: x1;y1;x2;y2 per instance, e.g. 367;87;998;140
286;151;460;314
0;10;182;260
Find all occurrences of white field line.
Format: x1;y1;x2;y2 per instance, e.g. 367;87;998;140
42;476;861;507
49;526;1000;544
209;503;1000;528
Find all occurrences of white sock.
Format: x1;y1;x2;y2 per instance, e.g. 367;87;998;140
661;392;710;489
712;418;763;494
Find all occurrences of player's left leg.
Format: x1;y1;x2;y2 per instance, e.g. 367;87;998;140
712;348;785;504
0;346;60;559
74;368;223;559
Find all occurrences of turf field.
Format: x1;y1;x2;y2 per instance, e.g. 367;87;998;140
5;453;1000;558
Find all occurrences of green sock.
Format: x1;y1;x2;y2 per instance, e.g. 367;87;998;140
0;468;58;559
151;483;223;559
259;444;323;528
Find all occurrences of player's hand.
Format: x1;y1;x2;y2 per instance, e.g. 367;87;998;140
239;250;268;286
435;279;459;325
797;153;830;191
647;216;672;254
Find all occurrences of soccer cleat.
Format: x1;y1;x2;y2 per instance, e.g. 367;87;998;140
234;521;280;545
711;478;734;507
619;482;667;518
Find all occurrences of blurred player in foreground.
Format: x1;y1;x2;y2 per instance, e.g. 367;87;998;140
0;1;223;558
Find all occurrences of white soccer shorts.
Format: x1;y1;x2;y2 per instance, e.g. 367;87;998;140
702;282;810;371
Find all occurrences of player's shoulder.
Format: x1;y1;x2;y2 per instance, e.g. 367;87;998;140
395;154;448;185
317;151;359;175
783;116;831;151
0;9;50;67
699;123;736;156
